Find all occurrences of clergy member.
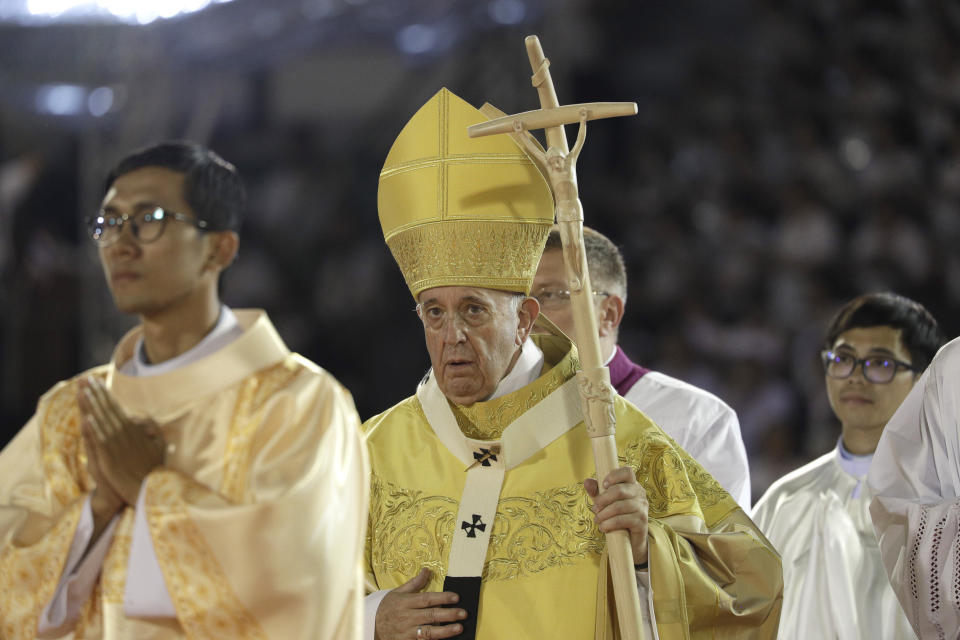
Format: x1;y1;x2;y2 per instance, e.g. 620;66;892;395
752;292;943;639
363;88;782;640
0;141;368;639
532;226;751;508
869;327;960;636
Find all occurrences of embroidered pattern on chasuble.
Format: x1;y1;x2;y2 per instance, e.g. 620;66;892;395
0;357;301;638
617;436;729;519
0;372;105;640
370;464;605;587
139;358;301;639
369;336;733;596
370;341;740;601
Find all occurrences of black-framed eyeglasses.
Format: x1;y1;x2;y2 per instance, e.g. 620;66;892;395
85;207;208;247
820;349;918;384
532;288;610;310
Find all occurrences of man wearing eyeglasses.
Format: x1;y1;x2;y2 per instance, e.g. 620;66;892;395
0;141;367;639
531;227;751;508
752;292;943;639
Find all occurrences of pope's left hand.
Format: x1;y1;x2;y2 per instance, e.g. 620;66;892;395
585;467;649;565
78;376;166;506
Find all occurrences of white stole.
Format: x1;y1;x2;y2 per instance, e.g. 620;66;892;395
415;369;582;580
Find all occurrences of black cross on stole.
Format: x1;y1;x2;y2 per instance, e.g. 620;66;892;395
473;448;498;466
461;514;486;538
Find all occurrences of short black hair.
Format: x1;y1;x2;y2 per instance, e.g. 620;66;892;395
544;226;627;300
824;292;945;371
103;141;244;233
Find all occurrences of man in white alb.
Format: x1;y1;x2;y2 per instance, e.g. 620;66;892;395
754;291;943;639
532;225;751;507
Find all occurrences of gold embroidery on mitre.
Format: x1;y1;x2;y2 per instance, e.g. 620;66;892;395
377;89;554;299
145;470;267;639
221;358;302;502
386;220;550;299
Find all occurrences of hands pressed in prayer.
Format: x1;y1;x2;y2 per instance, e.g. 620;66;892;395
78;376;166;508
375;568;466;640
585;467;650;565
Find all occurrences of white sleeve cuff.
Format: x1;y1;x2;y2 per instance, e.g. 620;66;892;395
364;590;390;640
636;568;660;640
38;495;119;637
123;480;177;617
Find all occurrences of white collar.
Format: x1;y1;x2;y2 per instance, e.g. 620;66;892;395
835;437;874;479
416;348;582;468
120;306;244;378
487;338;544;400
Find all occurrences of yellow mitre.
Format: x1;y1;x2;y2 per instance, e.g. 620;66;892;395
378;88;554;299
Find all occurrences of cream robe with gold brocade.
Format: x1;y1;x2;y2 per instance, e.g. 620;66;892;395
363;334;782;639
0;310;368;640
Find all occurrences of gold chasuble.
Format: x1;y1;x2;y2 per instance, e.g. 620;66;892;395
364;333;783;639
0;310;368;640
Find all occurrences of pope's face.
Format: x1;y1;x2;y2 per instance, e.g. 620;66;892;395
418;286;537;406
825;325;917;436
98;167;214;316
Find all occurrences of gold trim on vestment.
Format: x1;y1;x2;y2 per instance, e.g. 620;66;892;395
365;331;782;638
220;360;300;502
0;499;84;640
145;470;268;639
451;334;578;439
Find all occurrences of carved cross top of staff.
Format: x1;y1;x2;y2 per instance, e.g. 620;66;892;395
468;36;646;640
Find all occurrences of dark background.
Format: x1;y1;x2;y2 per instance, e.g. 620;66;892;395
2;0;958;501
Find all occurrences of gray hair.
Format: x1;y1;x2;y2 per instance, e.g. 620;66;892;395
544;226;627;301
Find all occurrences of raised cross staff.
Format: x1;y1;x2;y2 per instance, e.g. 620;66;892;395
468;36;646;640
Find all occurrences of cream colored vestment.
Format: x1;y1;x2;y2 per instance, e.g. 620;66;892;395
753;443;914;639
0;310;368;640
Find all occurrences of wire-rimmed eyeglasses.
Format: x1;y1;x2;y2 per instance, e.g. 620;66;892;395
532;288;610;310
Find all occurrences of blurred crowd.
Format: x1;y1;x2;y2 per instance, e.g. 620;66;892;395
569;0;960;497
1;0;957;500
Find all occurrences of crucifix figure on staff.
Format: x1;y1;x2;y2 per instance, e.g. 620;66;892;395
362;35;784;640
468;37;652;640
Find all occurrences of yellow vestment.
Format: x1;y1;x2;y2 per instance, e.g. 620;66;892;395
0;310;368;640
364;334;782;639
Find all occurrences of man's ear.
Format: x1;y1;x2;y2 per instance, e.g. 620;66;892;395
516;296;541;345
597;294;625;339
205;231;239;273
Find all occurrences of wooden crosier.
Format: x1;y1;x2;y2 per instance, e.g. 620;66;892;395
468;36;644;640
